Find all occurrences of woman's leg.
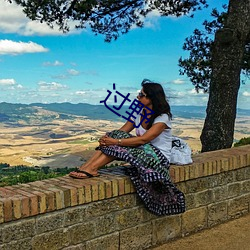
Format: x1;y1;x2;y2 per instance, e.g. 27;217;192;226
83;153;116;173
81;150;103;168
69;150;116;178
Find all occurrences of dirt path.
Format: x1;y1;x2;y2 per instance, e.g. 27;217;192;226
151;213;250;250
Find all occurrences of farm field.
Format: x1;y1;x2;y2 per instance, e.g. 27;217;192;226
0;114;249;168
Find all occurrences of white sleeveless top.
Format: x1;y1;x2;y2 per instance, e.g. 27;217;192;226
134;112;172;161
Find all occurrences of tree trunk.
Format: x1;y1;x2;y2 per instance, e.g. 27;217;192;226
200;0;250;152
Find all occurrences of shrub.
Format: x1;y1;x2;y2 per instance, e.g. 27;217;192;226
234;137;250;147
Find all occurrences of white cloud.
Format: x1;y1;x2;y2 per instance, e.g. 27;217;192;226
73;88;112;103
243;91;250;97
0;78;24;91
188;88;208;95
0;39;48;55
0;1;27;33
167;87;209;106
189;89;198;94
172;79;185;85
0;78;16;85
132;7;180;30
17;84;24;89
52;74;68;80
130;6;162;30
0;0;83;36
43;60;63;66
175;91;186;97
22;21;64;36
38;81;68;91
68;69;80;76
143;10;161;29
75;91;86;95
52;68;80;79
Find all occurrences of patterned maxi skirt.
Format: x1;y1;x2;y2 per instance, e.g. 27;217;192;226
97;130;185;216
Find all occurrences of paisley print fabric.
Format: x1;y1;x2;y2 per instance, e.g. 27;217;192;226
97;130;185;215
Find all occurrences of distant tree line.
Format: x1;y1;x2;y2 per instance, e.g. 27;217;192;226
0;164;77;187
0;162;124;186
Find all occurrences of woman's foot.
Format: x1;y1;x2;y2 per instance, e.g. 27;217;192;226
69;168;100;179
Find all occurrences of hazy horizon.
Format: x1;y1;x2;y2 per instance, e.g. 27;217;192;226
1;101;250;111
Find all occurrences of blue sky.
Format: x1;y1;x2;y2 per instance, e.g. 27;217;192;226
0;0;249;109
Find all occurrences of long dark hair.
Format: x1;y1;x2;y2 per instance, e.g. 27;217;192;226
141;79;172;129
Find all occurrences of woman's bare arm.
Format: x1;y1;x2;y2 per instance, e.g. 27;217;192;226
118;120;135;133
101;122;168;147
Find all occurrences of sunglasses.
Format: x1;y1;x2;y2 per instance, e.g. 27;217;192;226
138;91;146;98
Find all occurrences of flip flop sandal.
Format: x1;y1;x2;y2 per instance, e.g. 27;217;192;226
69;169;100;179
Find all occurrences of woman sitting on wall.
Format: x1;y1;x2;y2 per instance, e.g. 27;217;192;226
69;79;185;216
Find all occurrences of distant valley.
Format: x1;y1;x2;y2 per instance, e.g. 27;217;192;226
0;102;249;167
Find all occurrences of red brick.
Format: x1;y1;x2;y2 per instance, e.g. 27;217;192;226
98;181;105;200
82;179;104;201
173;167;180;183
124;177;131;194
184;165;191;180
96;175;113;198
44;190;56;211
0;200;4;223
27;187;55;213
104;179;112;198
179;165;186;180
20;196;30;218
130;183;136;193
116;176;125;195
169;167;176;182
202;162;208;176
32;190;47;214
215;158;222;172
228;156;235;170
55;178;85;205
19;183;32;188
91;183;99;201
47;187;65;210
0;198;12;222
30;195;38;216
4;188;31;218
10;189;38;216
61;185;78;206
207;161;213;175
240;154;248;168
189;165;195;180
0;187;16;198
51;186;70;208
76;187;85;205
29;180;48;187
12;197;22;220
100;174;119;197
198;163;205;177
222;158;229;172
247;153;250;165
82;183;92;203
211;160;217;174
18;185;52;213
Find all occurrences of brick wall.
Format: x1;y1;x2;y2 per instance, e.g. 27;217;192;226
0;145;249;250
